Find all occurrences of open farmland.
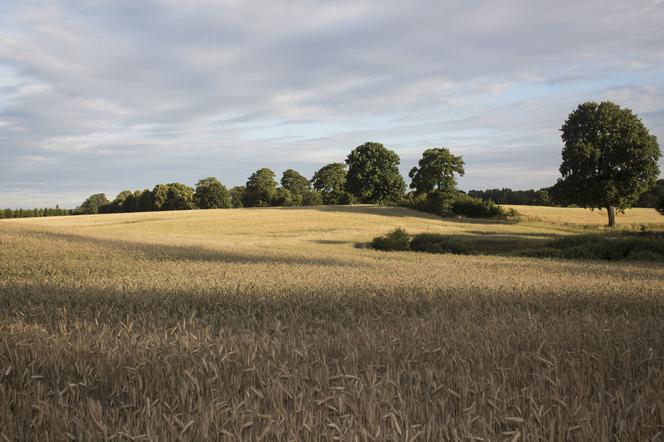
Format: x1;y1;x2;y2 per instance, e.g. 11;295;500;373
1;205;664;440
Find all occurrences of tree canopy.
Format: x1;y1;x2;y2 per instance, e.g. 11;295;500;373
244;168;277;207
311;163;349;204
194;177;231;209
345;142;405;203
280;169;311;205
77;193;109;214
554;101;660;226
408;147;465;197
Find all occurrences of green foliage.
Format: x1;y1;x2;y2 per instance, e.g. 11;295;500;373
194;177;231;209
150;183;194;211
451;194;505;218
468;188;552;206
406;191;455;216
519;234;664;262
229;186;246;208
152;184;170;210
345;142;405;203
556;101;661;226
409;147;465;197
77;193;110;214
637;179;664;208
244;168;277;207
311;163;348;204
162;183;195;210
271;188;296;206
410;233;474;254
658;195;664;216
301;191;323;206
280;169;311;204
370;228;411;251
0;206;72;219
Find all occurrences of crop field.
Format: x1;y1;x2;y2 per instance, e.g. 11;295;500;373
1;205;664;440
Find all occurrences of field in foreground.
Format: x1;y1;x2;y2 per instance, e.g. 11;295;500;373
1;205;664;440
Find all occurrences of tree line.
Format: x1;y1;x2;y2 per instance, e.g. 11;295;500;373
0;206;72;219
2;101;662;226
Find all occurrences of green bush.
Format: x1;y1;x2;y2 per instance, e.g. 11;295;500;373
404;192;506;219
409;233;474;254
370;228;411;251
518;234;664;262
451;195;505;218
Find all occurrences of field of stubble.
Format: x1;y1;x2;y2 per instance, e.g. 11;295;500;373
1;205;663;441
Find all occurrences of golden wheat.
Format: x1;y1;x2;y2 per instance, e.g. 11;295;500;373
1;205;663;440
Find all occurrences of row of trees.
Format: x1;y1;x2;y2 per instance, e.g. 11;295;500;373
0;206;71;219
76;141;409;214
12;101;663;227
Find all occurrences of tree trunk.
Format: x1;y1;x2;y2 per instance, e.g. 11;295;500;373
607;206;616;227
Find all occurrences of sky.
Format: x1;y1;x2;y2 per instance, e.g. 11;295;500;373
1;0;663;208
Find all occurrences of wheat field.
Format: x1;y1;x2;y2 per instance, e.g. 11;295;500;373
1;205;664;440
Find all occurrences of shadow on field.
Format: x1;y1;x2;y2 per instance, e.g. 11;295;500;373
16;229;362;268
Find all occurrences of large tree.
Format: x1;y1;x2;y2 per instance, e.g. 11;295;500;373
311;163;348;204
244;168;277;207
194;177;231;209
409;147;465;197
555;101;660;227
345;142;405;203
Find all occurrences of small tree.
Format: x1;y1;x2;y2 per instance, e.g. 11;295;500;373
345;142;405;203
409;147;465;198
244;168;277;207
194;177;231;209
77;193;110;214
311;163;348;204
556;101;660;227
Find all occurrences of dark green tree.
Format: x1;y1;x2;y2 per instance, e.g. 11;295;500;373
636;179;664;208
345;142;405;203
555;101;660;227
311;163;348;204
302;190;323;206
77;193;110;214
229;186;246;208
409;147;465;197
280;169;311;205
194;177;231;209
244;168;277;207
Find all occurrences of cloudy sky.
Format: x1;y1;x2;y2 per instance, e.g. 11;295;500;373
1;0;663;208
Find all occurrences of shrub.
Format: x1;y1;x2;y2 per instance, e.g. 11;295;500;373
302;191;323;206
518;234;664;262
409;233;475;254
451;195;505;218
337;191;355;205
370;228;411;251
